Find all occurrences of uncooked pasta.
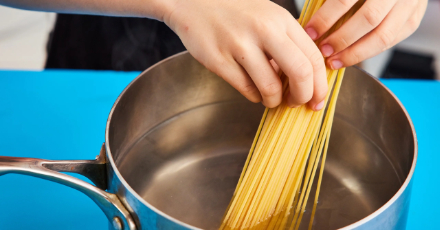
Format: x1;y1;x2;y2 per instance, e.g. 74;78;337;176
220;0;364;229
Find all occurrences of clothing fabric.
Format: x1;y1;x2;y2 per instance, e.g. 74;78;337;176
45;14;185;71
45;2;298;71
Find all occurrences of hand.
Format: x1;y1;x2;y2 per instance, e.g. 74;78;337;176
163;0;327;110
304;0;428;70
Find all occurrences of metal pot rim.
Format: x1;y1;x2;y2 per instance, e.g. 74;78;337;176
104;51;418;230
338;68;418;229
105;51;201;229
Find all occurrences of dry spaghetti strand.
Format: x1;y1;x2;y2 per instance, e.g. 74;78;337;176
220;1;364;230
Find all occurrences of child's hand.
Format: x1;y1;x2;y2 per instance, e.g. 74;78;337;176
164;0;328;110
304;0;428;69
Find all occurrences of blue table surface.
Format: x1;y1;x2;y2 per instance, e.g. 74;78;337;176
0;70;438;230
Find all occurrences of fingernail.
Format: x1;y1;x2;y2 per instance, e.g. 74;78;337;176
321;44;334;57
305;27;318;40
330;60;343;70
314;100;325;111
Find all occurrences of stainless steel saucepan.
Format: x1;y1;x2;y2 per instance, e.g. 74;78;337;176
0;51;417;230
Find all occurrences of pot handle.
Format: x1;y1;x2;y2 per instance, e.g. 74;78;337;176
0;144;136;230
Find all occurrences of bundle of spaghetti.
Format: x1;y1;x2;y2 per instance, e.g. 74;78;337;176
219;1;364;230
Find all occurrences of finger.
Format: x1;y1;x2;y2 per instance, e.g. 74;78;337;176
233;45;283;108
320;0;397;57
307;53;328;111
304;0;359;41
286;19;328;110
326;0;419;69
393;0;427;44
264;34;315;108
204;51;262;103
269;59;281;74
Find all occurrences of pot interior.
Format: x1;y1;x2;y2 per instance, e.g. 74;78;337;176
108;52;415;230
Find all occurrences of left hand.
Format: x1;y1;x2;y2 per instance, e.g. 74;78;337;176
304;0;428;69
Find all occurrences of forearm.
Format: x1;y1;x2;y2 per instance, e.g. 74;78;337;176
0;0;331;109
0;0;174;21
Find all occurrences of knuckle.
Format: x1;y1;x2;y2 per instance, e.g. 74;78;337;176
347;49;362;64
313;13;333;30
339;36;350;48
326;34;350;51
238;83;259;96
260;82;282;98
309;51;325;70
205;53;227;74
232;43;252;60
279;8;294;21
363;6;382;27
377;29;395;51
407;16;422;33
254;17;278;35
292;61;314;84
336;0;356;8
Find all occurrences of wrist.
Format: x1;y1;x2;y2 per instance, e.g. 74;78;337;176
147;0;178;22
128;0;177;22
160;0;180;31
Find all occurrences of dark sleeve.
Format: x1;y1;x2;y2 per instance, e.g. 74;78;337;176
272;0;300;18
45;1;297;71
45;14;186;71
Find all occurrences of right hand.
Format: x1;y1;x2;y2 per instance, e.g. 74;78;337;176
162;0;327;110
